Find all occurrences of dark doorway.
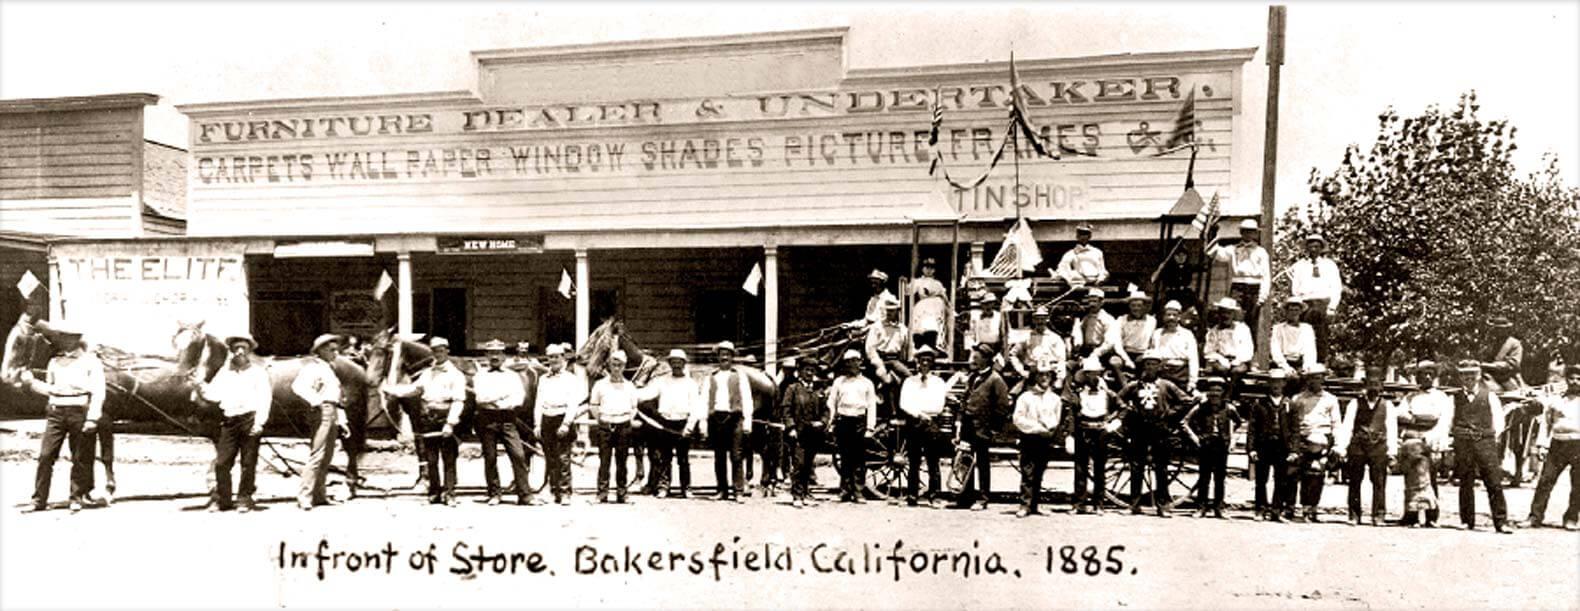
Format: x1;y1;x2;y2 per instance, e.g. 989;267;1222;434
695;289;762;345
430;287;468;352
253;290;323;356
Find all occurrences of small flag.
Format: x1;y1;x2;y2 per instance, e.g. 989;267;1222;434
1007;52;1054;159
16;270;40;299
984;218;1043;277
1160;87;1197;153
372;270;393;300
1191;192;1222;238
742;263;762;296
558;269;574;299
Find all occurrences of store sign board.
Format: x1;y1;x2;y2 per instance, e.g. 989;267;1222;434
435;235;545;255
55;255;250;357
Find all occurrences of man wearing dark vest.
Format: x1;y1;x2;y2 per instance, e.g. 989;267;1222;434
1446;360;1514;533
1337;365;1397;526
1246;369;1294;521
704;341;753;502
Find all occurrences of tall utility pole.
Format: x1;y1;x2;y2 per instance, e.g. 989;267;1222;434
1257;5;1286;367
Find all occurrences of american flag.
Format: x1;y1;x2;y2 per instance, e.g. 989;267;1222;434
1161;87;1198;152
1191;191;1221;238
984;218;1043;277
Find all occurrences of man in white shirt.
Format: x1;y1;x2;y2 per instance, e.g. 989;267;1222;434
1011;306;1068;386
1150;301;1200;389
705;341;754;502
25;323;105;513
197;334;273;512
638;349;705;498
1074;288;1115;360
533;343;586;505
1287;364;1343;523
1444;360;1515;533
964;292;1003;356
1336;365;1398;526
400;337;468;506
1203;297;1254;377
588;350;639;504
1097;290;1156;384
1527;364;1580;530
1270;298;1318;373
909;257;949;350
861;269;897;327
292;334;345;511
1289;233;1343;362
827;350;878;503
473;339;532;506
898;346;951;507
1207;219;1271;346
1013;361;1064;518
1057;222;1109;287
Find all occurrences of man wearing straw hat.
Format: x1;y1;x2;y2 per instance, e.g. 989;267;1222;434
1445;359;1515;533
533;343;586;505
196;333;272;512
473;339;532;506
1270;298;1318;373
827;349;878;503
1150;300;1199;390
1056;222;1109;288
1290;233;1343;362
1010;305;1067;388
1096;288;1156;385
1203;297;1253;379
1207;218;1271;346
1526;364;1580;530
1286;363;1343;523
637;348;706;499
23;321;105;513
1398;360;1450;528
588;349;640;504
1073;287;1115;360
704;340;754;502
964;291;1003;357
404;337;468;506
899;345;951;508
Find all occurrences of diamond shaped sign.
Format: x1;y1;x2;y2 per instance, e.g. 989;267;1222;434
16;270;40;299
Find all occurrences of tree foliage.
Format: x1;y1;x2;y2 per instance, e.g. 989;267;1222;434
1277;91;1580;369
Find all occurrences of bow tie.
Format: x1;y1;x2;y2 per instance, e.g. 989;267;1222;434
490;367;503;372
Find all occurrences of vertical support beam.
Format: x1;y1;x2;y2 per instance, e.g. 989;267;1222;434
397;252;414;336
1257;5;1287;368
969;241;986;276
575;249;590;349
947;221;961;361
763;246;779;377
47;257;63;321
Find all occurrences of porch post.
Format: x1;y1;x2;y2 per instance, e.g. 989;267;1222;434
575;249;590;348
764;246;779;377
397;252;413;336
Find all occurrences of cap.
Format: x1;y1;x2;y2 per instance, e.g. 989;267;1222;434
1266;368;1289;380
979;292;998;304
914;345;938;360
1127;290;1151;303
224;334;258;350
311;334;340;353
868;269;889;282
1239;219;1260;232
1081;359;1104;373
1139;349;1164;363
1456;359;1482;372
1214;297;1240;311
428;337;450;349
921;257;937;267
1075;221;1094;233
1302;363;1329;377
1033;306;1050;317
1200;376;1228;389
1412;359;1438;373
1163;300;1183;312
1283;297;1307;309
716;340;737;354
972;343;997;359
1488;316;1513;329
666;348;688;362
1086;288;1106;299
545;344;566;357
841;349;863;363
479;339;508;352
609;350;628;363
1305;233;1326;244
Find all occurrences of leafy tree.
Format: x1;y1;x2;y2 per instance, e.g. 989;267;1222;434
1276;91;1580;373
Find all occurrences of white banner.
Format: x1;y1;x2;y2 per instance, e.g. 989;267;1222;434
56;255;249;356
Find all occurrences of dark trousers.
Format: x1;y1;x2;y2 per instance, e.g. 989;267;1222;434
958;415;995;504
758;426;784;487
1127;426;1172;506
1019;434;1051;511
1301;298;1332;363
904;417;945;500
1453;436;1508;526
1195;438;1229;510
1529;439;1580;524
709;411;745;497
596;422;632;498
791;425;824;499
418;410;458;502
1073;425;1108;507
212;412;260;507
540;413;573;498
34;405;95;505
478;410;531;500
1229;282;1262;345
1253;439;1289;512
834;415;867;499
1286;446;1328;509
655;416;692;493
1344;445;1388;519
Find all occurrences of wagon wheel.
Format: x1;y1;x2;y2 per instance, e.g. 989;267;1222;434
863;422;911;500
1102;433;1196;511
516;439;552;495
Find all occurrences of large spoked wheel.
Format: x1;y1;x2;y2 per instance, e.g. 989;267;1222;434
863;422;910;500
1103;434;1195;510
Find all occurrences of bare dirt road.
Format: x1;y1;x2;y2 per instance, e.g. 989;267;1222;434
1;423;1575;610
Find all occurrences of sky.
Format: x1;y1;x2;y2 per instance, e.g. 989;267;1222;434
2;0;1576;215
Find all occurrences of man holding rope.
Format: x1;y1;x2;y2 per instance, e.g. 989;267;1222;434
23;322;104;514
474;339;533;507
291;334;347;511
534;344;587;506
637;349;706;499
196;334;272;513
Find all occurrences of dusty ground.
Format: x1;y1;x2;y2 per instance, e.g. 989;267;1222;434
0;419;1575;611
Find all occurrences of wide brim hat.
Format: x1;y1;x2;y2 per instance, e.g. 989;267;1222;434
1265;368;1289;380
479;338;508;352
868;269;889;282
1455;359;1482;373
841;349;863;363
914;345;938;360
310;333;340;353
1239;219;1260;232
1302;363;1329;377
715;340;737;355
666;348;689;362
224;334;258;350
1213;297;1240;311
1282;297;1307;310
1411;359;1438;373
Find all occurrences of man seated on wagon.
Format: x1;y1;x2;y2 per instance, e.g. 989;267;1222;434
1271;298;1318;373
1202;297;1254;381
1149;300;1199;390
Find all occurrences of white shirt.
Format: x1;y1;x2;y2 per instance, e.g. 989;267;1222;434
909;276;948;333
1013;388;1063;435
967;308;1002;348
1402;388;1453;449
1292;390;1342;446
1290;257;1343;312
473;366;526;410
291;357;342;407
590;377;639;424
1077;387;1117;420
864;289;898;325
1106;314;1156;356
826;374;878;429
1076;309;1116;349
1057;244;1109;286
1270;322;1318;370
416;360;468;426
899;373;948;418
45;349;106;421
708;368;756;418
201;361;272;418
1149;325;1200;385
1538;394;1580;444
1204;322;1254;367
534;368;588;417
639;372;705;423
1210;242;1271;302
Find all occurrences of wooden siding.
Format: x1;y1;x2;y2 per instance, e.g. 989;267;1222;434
0;196;134;237
0;107;140;200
